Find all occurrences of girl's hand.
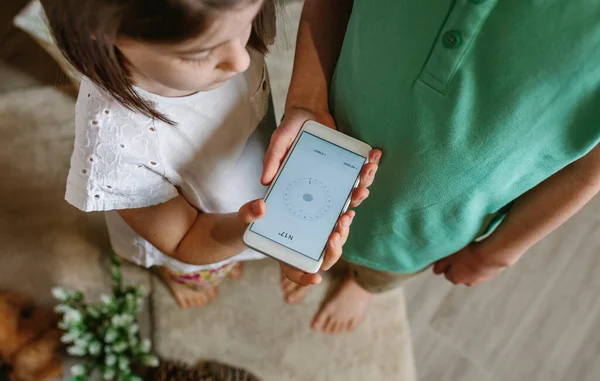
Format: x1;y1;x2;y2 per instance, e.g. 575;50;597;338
432;243;517;287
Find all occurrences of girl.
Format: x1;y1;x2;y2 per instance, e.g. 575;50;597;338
42;0;376;309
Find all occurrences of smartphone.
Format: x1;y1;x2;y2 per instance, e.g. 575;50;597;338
243;120;372;273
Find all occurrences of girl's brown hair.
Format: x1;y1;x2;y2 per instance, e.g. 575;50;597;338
41;0;276;124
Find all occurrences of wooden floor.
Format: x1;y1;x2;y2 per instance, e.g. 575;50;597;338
3;2;600;380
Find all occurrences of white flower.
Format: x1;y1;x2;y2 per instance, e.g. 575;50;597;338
127;324;139;336
111;315;121;327
89;341;102;356
105;354;117;367
66;345;87;357
118;357;130;372
74;338;88;349
141;355;159;367
51;287;69;301
140;339;151;353
101;294;113;306
61;332;78;344
63;310;83;325
54;304;71;314
58;321;69;330
105;329;118;343
70;364;86;377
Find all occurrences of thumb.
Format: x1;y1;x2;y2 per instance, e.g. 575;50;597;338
262;130;293;186
432;255;454;275
238;199;266;224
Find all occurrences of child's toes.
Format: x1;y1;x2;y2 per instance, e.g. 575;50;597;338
228;263;244;280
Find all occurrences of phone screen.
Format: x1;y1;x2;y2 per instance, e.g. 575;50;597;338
250;131;366;261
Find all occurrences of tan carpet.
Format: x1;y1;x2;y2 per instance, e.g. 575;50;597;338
153;261;416;381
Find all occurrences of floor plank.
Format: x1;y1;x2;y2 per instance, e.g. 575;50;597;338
426;195;600;372
414;328;489;381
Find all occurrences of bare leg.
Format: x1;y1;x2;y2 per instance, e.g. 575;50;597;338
156;267;218;309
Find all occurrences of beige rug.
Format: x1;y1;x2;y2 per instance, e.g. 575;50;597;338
152;261;416;381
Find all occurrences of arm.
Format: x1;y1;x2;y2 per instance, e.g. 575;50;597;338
118;196;265;266
262;0;355;184
262;0;382;285
434;142;600;286
284;0;354;116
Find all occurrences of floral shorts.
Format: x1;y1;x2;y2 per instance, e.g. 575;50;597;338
161;262;238;290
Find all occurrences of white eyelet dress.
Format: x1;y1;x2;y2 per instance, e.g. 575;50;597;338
65;51;273;273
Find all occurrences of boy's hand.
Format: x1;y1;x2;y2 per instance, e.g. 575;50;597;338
263;107;382;286
432;243;515;287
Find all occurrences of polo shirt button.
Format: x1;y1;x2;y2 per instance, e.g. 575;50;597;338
442;30;462;48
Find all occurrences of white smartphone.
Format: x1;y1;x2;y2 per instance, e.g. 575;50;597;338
243;120;372;273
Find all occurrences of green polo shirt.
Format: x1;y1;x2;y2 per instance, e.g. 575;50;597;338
331;0;600;273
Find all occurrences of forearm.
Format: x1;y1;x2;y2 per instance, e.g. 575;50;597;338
285;0;353;114
118;196;247;266
481;143;600;265
173;212;247;265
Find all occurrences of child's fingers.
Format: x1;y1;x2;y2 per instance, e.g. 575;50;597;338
358;163;379;189
432;256;453;275
237;199;266;224
280;263;322;286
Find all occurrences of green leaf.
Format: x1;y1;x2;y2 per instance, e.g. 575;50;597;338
102;366;116;381
87;306;101;318
112;341;128;353
72;291;84;301
73;376;86;381
140;354;159;367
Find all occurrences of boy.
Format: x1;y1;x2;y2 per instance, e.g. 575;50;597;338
265;0;600;334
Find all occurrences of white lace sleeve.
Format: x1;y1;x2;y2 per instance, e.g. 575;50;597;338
65;80;178;212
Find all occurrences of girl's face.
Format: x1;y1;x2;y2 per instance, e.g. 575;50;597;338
116;0;263;97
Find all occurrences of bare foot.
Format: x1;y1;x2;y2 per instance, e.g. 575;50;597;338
280;269;311;304
311;275;373;334
157;268;218;309
227;262;244;280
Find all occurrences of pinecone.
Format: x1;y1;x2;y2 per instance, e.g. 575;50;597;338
146;360;261;381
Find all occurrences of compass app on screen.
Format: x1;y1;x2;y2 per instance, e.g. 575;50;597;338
250;131;366;260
